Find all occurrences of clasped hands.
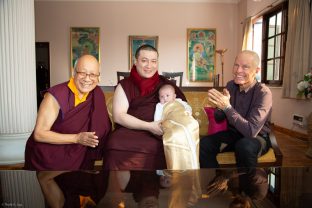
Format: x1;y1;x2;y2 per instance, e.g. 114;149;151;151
207;88;231;111
76;132;99;147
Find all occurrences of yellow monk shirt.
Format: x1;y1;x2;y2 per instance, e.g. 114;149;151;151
67;78;89;107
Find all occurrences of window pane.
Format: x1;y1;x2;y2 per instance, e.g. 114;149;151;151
267;38;275;59
267;60;274;80
274;59;280;80
269;173;276;192
276;12;282;34
268;15;276;37
275;35;281;57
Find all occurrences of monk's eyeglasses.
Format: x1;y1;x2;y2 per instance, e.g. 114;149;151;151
76;70;100;80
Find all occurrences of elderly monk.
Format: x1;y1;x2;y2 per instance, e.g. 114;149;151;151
24;55;111;208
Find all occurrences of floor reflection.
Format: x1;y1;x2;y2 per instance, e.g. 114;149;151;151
1;167;312;208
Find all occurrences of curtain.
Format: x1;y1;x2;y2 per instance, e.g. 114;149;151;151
282;0;312;98
241;16;253;50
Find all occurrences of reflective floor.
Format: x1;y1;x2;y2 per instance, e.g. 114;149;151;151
1;167;312;208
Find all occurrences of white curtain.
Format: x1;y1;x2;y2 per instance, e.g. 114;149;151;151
241;16;253;50
282;0;312;98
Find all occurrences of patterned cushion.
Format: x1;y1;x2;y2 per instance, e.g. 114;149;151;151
184;92;209;136
104;92;114;129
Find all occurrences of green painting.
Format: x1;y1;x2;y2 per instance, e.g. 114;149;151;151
129;36;158;69
70;27;100;73
187;29;216;82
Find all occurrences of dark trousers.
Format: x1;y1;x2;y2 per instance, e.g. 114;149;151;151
200;129;267;168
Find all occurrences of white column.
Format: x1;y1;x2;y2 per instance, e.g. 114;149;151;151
0;171;45;208
0;0;37;164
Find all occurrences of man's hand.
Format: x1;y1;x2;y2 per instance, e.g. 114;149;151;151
148;121;164;136
206;175;229;197
76;132;99;147
207;88;231;110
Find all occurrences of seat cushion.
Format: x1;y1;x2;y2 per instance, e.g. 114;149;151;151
217;148;276;165
203;107;227;135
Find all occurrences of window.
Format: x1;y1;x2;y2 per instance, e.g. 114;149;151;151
252;1;288;86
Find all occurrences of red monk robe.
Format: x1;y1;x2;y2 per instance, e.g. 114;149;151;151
104;74;186;170
24;81;111;170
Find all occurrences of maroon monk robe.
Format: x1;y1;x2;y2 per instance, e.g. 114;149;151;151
24;82;111;170
104;76;186;170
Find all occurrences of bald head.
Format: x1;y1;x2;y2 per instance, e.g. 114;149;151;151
73;55;100;96
232;50;260;90
236;50;260;68
74;55;100;75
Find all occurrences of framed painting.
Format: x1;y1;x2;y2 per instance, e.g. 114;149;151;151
129;36;158;69
70;27;100;73
187;28;216;82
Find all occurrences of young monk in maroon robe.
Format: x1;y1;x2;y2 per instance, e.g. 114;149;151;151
24;55;111;208
104;44;186;171
104;44;186;207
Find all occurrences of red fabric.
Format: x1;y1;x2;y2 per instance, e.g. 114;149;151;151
204;107;228;135
129;65;160;96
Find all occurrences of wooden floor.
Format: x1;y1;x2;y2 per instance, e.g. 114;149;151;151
274;130;312;167
0;130;311;169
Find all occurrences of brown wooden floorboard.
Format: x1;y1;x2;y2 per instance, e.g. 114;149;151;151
274;130;312;167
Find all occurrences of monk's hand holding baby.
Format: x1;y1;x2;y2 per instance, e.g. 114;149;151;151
207;88;231;111
76;132;99;147
149;121;164;136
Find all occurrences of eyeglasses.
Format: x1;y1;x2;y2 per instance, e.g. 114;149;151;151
76;70;100;80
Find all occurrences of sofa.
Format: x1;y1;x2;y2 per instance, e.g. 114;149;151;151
100;87;282;168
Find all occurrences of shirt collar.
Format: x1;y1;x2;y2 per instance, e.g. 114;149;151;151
239;80;257;93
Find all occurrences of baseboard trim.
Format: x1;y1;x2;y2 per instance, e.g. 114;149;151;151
272;124;309;141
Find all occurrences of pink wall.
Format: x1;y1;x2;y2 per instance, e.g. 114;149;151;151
35;0;311;133
35;1;239;87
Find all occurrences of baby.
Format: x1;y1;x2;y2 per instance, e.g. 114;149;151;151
154;84;199;170
154;84;192;121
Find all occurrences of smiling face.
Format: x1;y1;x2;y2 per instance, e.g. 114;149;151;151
232;51;260;90
73;55;100;97
159;84;176;104
135;49;158;79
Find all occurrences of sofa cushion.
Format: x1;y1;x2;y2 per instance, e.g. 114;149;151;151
184;92;209;136
216;148;276;164
203;107;228;135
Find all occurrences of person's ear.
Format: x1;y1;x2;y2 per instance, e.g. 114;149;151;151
71;68;75;78
255;67;260;74
174;93;177;99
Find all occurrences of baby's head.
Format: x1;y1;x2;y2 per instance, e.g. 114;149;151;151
159;84;176;104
